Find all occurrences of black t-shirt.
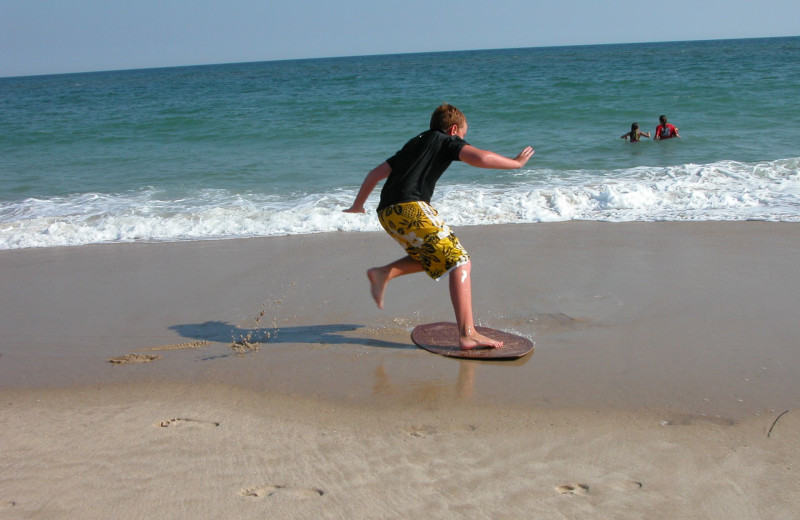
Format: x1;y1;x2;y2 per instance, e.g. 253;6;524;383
377;129;468;211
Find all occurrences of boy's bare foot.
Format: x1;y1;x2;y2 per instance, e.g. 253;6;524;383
459;331;503;350
367;268;388;309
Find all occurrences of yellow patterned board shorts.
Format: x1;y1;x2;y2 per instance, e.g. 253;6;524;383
377;201;470;280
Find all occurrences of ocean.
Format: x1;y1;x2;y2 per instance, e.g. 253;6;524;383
2;36;799;250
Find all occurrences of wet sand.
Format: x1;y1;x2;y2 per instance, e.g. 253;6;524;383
1;222;799;518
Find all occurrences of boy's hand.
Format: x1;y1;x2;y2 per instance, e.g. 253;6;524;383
343;206;366;214
515;146;535;167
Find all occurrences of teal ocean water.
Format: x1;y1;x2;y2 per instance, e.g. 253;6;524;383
2;37;799;249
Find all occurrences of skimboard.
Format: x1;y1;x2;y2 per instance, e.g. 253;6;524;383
411;322;533;360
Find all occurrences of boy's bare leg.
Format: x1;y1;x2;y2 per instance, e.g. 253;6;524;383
367;256;424;309
449;262;503;350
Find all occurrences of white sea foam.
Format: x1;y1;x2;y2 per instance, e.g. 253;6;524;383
1;158;798;250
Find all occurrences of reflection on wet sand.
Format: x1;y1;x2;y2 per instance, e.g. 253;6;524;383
373;360;478;402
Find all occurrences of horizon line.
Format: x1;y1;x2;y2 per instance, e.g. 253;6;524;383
2;34;797;80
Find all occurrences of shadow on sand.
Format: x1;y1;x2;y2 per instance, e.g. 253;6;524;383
170;321;415;359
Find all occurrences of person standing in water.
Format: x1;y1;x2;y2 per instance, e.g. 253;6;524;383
343;104;534;350
621;122;651;142
654;115;680;140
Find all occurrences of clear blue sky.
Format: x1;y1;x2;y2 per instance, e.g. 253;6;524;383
2;0;798;77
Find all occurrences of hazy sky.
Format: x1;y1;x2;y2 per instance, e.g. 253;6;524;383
2;0;798;77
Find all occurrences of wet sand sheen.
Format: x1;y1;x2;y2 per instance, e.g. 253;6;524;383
1;222;798;419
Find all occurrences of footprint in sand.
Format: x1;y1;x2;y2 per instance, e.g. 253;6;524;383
240;485;324;499
556;480;642;496
556;483;590;496
611;479;643;491
156;418;220;428
409;424;438;437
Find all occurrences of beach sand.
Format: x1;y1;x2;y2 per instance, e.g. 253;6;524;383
1;222;798;519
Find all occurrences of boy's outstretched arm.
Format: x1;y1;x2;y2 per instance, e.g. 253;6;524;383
343;161;392;213
459;145;534;170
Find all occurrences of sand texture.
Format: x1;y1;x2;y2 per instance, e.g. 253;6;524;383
1;222;799;518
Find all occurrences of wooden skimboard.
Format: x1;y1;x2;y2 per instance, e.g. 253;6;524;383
411;322;533;360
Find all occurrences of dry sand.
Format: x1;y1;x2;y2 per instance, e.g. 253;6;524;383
1;222;798;519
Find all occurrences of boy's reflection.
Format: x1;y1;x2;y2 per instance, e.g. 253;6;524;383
373;361;477;401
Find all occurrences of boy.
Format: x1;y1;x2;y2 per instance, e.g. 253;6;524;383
343;104;534;349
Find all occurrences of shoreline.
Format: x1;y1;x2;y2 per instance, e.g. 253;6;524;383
2;221;800;418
